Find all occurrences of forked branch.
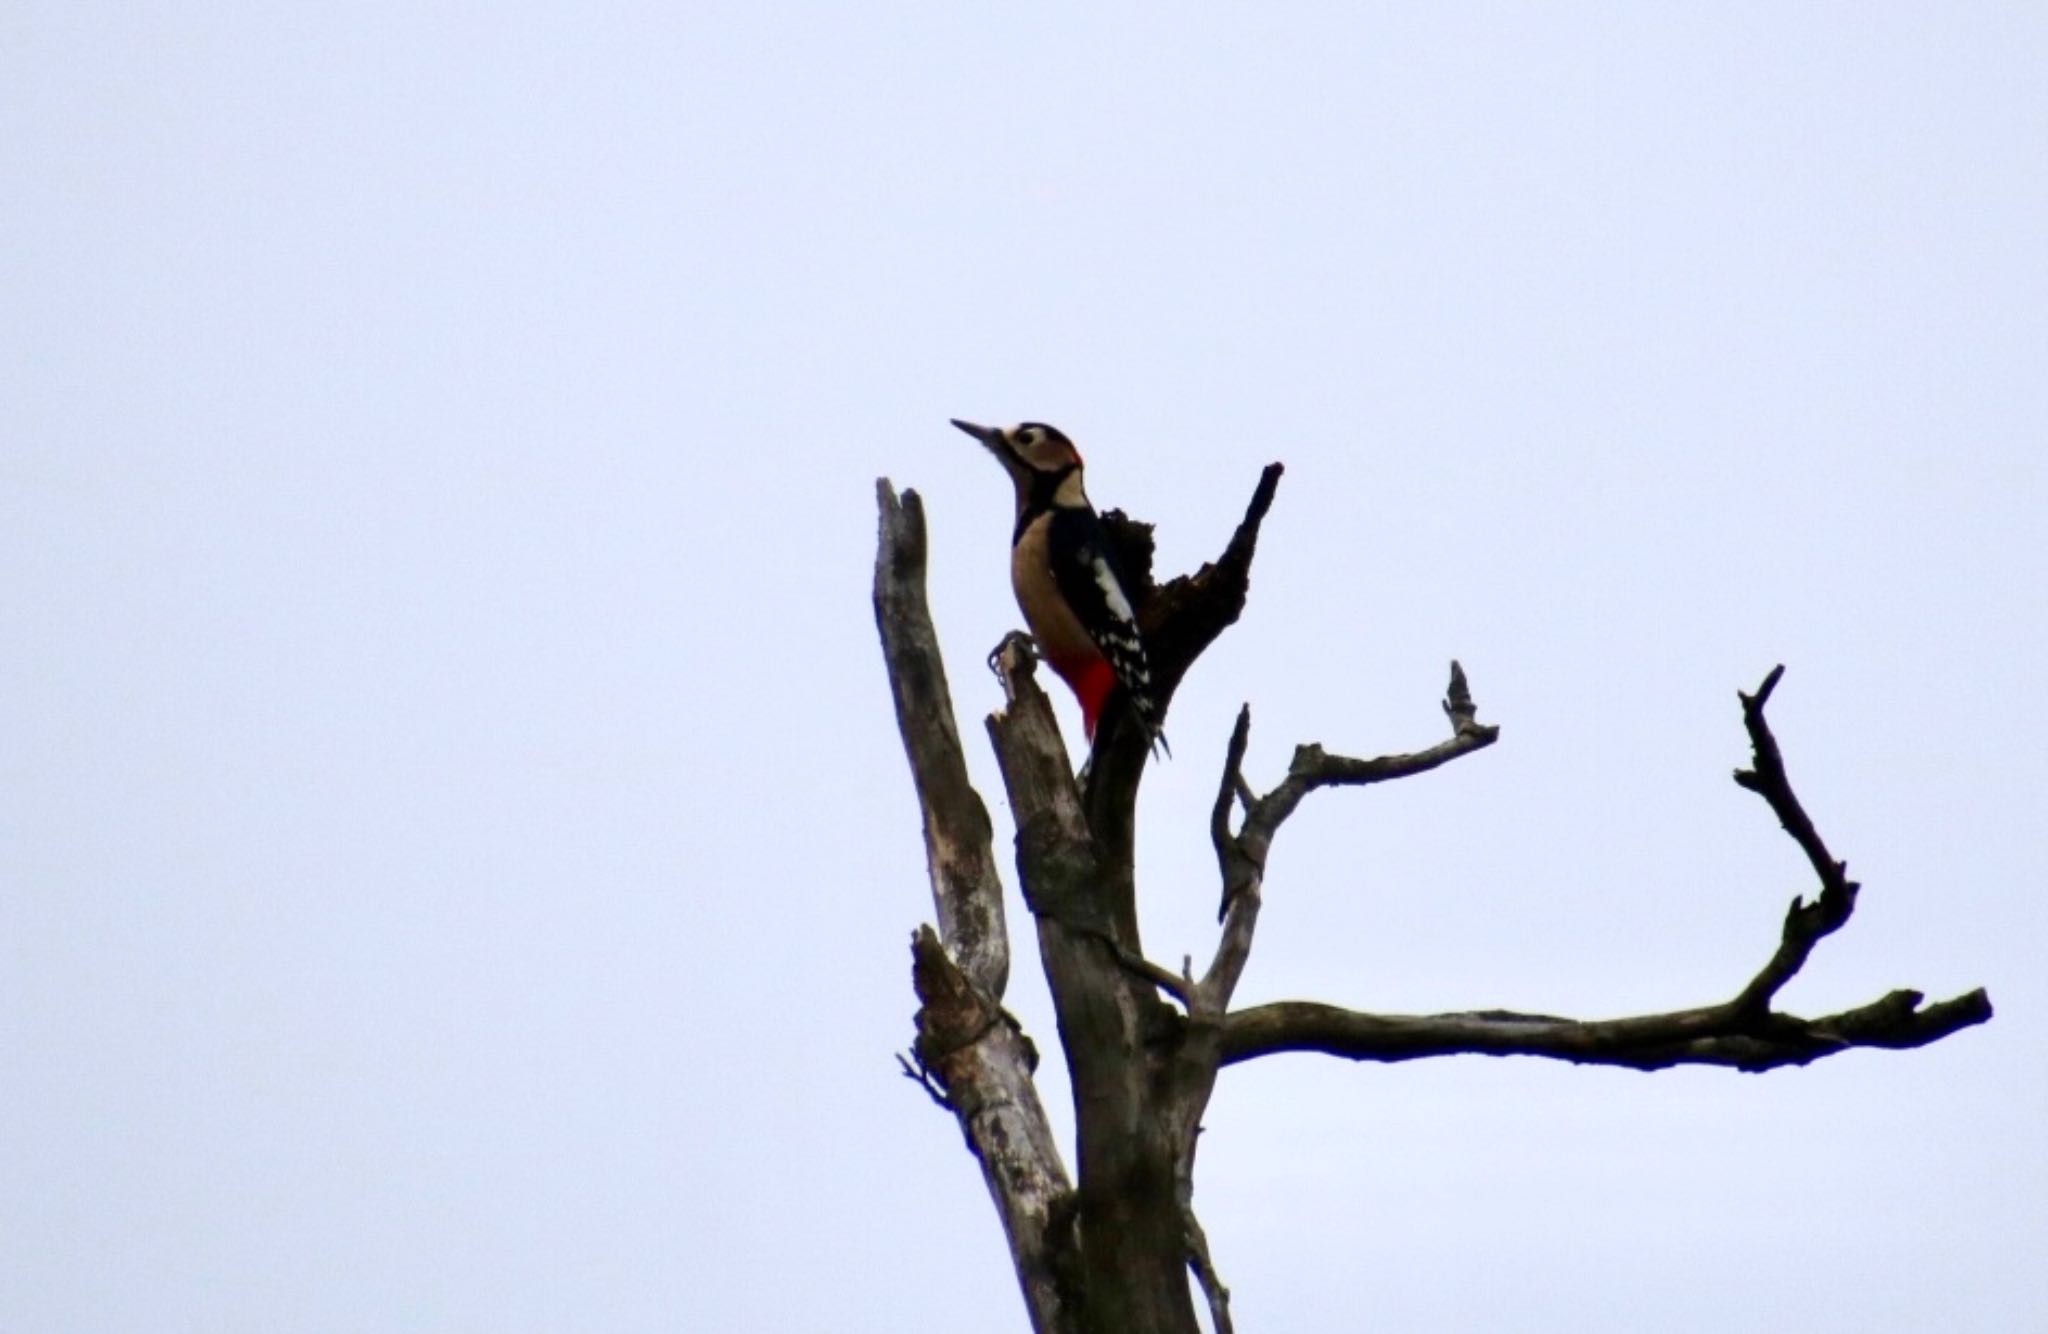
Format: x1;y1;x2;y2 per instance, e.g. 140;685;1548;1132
1727;664;1858;1015
1196;663;1499;1013
1218;667;1991;1073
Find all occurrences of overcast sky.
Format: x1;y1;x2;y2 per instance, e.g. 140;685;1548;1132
5;5;2044;1331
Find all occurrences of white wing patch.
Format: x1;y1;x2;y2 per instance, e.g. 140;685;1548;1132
1072;538;1167;755
1084;552;1155;698
1090;555;1137;624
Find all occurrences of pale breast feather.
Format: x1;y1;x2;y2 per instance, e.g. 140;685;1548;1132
1010;511;1100;664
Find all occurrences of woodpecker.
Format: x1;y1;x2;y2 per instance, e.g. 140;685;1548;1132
952;418;1168;757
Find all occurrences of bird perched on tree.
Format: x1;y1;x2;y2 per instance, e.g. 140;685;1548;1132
952;418;1168;757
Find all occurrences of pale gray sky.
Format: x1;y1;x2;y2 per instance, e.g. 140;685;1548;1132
4;5;2043;1331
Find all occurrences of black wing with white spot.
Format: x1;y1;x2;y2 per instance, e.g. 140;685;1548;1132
1046;507;1169;755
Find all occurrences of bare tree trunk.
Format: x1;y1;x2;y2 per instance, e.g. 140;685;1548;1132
984;634;1200;1333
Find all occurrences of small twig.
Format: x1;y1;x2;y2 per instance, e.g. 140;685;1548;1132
1728;665;1861;1015
1732;665;1844;890
1211;705;1257;922
1199;706;1266;1012
1106;937;1196;1010
896;1051;953;1110
1442;658;1483;734
1248;661;1500;852
1239;662;1499;876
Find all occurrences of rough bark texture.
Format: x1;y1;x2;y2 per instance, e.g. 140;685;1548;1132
875;483;1074;1333
875;484;1010;996
873;468;1990;1334
987;637;1195;1333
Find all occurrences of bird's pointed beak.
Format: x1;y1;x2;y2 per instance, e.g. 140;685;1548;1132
950;418;1007;454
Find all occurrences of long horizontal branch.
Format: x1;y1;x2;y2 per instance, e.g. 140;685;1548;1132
1218;666;1992;1074
1218;987;1992;1072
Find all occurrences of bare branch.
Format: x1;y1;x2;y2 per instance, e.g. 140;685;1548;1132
908;927;1075;1331
1196;706;1265;1013
1247;660;1500;860
1195;667;1499;1014
881;489;1076;1332
1231;772;1256;815
1121;461;1286;706
874;480;1009;995
1082;464;1290;956
1096;462;1285;689
1218;666;1991;1076
1727;664;1859;1015
1442;658;1482;731
1219;988;1992;1072
1210;704;1257;921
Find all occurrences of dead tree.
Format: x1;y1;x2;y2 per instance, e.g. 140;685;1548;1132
872;466;1990;1334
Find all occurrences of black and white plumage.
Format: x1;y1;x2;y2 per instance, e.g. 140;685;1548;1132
952;418;1168;757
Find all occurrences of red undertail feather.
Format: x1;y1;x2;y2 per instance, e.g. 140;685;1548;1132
1048;654;1119;741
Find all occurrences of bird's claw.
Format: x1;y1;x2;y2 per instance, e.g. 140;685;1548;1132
987;631;1038;679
